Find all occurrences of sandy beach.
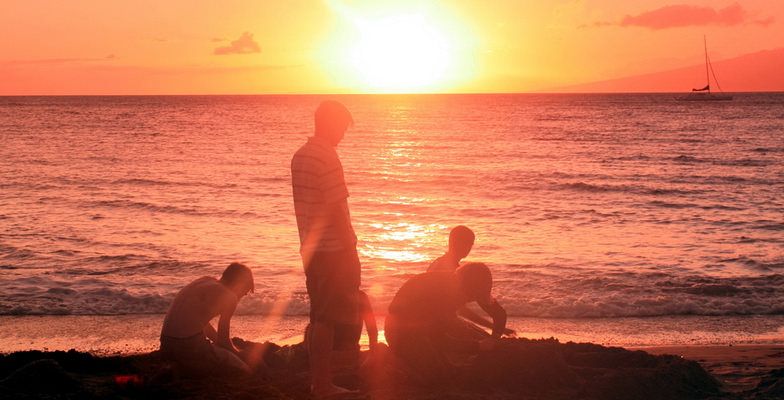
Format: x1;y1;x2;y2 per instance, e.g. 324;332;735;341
2;315;783;399
3;341;783;399
0;314;784;400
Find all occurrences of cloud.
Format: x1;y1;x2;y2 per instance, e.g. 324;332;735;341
587;3;774;29
214;32;261;55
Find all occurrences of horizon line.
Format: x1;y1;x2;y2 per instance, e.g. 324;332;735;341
1;90;783;97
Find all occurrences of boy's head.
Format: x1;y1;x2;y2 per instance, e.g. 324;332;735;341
220;262;255;298
314;100;353;146
448;225;475;260
456;262;493;305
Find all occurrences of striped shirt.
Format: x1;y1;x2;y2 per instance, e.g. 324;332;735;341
291;136;356;254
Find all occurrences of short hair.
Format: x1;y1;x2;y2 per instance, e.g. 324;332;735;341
314;100;353;136
456;262;492;302
449;225;475;253
221;262;255;293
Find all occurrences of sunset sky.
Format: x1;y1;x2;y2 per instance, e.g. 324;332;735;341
2;0;782;94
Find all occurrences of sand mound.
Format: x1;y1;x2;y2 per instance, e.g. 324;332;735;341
461;338;720;399
2;338;776;400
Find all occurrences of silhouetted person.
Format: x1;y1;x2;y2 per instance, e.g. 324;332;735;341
427;225;475;272
334;289;377;353
359;290;379;352
291;100;362;397
427;226;514;336
385;263;509;384
160;262;254;376
304;289;379;369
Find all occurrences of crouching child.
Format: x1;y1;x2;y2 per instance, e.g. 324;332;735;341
159;262;255;376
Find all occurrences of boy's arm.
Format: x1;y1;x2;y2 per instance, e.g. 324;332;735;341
457;306;493;329
203;323;218;342
328;201;357;250
459;304;516;336
301;201;356;253
478;298;508;338
359;292;378;348
216;298;239;353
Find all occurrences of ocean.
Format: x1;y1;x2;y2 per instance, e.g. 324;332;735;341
1;93;783;352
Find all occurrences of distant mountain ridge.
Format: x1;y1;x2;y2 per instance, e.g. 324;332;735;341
547;47;784;93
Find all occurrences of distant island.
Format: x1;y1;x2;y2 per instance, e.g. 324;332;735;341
546;47;784;93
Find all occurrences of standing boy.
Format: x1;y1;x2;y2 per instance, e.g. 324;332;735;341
291;100;362;397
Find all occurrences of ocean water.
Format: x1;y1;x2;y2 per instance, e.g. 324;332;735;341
1;93;783;343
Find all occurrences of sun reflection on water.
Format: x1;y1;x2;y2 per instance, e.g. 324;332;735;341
364;247;427;264
361;220;435;264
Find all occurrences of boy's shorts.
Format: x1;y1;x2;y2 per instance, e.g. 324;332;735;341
305;248;361;326
159;334;247;375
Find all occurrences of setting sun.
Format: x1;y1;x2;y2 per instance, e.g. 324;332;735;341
348;14;451;92
319;1;474;93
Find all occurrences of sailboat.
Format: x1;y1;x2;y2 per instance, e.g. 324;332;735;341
676;36;732;101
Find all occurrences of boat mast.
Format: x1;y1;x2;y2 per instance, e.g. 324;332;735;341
703;35;710;94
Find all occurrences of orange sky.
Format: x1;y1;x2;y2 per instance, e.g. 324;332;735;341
1;0;782;94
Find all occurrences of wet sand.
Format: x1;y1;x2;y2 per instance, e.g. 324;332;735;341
3;314;783;355
3;338;783;399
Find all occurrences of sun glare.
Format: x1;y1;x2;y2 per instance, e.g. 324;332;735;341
320;2;473;93
349;14;450;92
